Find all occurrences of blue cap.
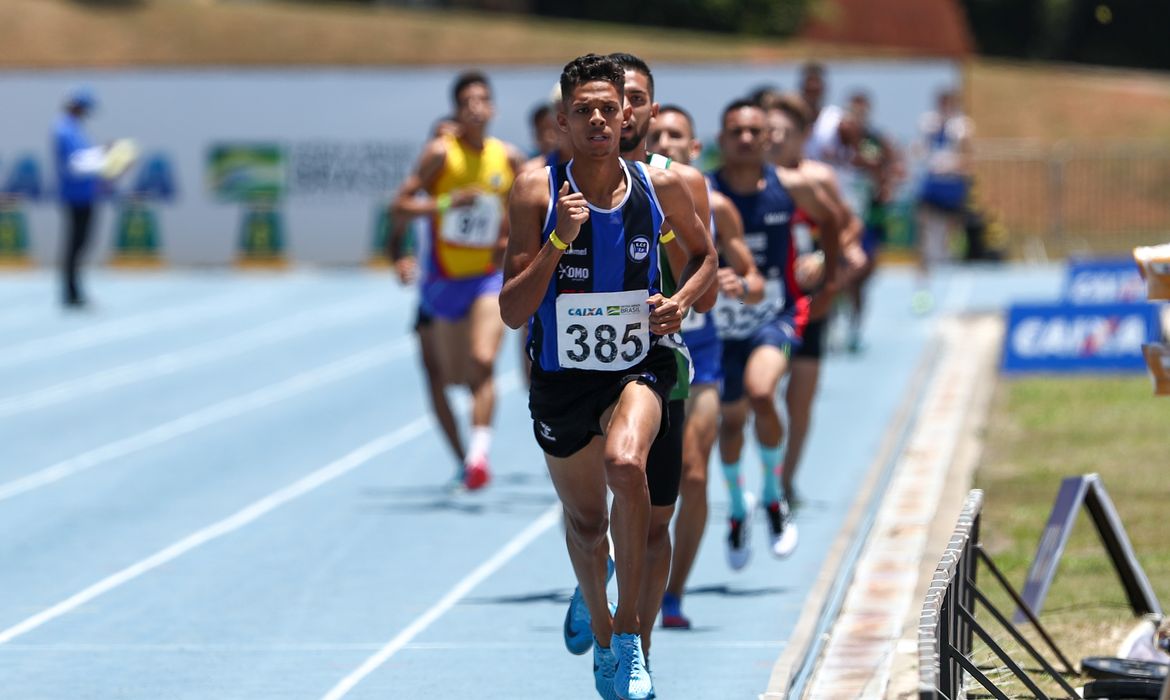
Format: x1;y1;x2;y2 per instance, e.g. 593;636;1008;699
67;86;97;110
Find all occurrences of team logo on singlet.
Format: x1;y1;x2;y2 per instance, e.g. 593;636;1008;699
627;235;651;262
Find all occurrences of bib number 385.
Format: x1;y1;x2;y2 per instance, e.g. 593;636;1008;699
555;289;650;371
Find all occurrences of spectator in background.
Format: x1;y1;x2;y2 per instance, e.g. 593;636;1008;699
846;91;901;351
53;87;102;309
914;88;973;314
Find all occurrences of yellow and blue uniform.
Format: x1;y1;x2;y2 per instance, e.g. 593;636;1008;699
421;134;514;320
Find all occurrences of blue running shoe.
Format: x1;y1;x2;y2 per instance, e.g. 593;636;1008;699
645;657;657;699
660;592;690;629
593;640;619;700
564;557;617;655
612;632;652;700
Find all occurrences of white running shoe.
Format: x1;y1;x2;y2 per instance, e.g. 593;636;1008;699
765;497;799;559
726;492;755;571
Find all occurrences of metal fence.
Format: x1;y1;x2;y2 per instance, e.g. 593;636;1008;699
919;490;983;700
918;489;1082;700
971;140;1170;259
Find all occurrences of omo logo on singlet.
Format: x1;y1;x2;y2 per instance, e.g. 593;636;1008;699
558;264;590;281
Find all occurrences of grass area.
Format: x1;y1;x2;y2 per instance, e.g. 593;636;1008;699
972;376;1169;693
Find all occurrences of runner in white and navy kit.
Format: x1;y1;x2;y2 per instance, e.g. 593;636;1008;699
709;99;841;571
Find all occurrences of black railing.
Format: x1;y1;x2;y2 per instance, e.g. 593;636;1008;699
918;489;1080;700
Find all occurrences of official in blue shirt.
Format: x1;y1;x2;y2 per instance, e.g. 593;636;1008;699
53;87;102;308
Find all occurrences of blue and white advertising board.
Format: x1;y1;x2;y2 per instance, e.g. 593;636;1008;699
1002;302;1162;373
1062;257;1147;304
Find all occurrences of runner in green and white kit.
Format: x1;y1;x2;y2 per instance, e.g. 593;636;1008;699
647;104;764;629
609;52;719;678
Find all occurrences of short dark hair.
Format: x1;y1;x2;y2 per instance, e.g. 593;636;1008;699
721;98;762;127
452;71;490;107
800;62;825;81
607;52;654;99
559;54;625;106
760;92;812;132
657;104;695;137
530;103;553;130
747;85;782;107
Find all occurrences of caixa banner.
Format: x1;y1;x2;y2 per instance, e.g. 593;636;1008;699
1002;302;1162;373
1062;257;1147;304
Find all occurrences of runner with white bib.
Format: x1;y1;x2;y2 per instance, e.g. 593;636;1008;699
500;54;716;700
647;102;764;631
709;98;842;572
393;71;526;491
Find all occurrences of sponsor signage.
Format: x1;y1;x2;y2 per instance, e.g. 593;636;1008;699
1063;257;1147;304
1001;301;1161;373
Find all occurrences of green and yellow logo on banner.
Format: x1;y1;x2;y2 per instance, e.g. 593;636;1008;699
238;202;287;268
0;204;30;267
111;201;163;267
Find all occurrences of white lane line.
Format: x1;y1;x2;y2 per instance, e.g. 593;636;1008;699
0;297;389;419
0;641;786;653
0;419;434;647
320;505;562;700
0;291;275;369
0;340;412;503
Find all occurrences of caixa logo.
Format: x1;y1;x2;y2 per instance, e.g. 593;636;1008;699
1011;314;1147;358
1002;302;1161;374
1063;258;1146;303
568;307;604;317
1066;270;1146;304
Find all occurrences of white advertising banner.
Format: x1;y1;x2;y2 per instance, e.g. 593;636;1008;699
0;60;959;266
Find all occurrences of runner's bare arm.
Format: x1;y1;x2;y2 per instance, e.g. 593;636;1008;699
505;143;529;178
655;162;718;313
647;168;717;335
500;171;585;329
392;139;449;217
805;161;867;277
783;168;842;294
711;190;765;304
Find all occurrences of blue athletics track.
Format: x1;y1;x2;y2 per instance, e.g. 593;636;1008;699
0;264;1060;699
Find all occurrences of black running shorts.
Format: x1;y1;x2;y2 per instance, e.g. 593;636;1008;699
793;317;826;360
644;398;684;507
529;345;678;462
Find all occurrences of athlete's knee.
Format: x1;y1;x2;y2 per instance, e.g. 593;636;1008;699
679;463;708;500
604;448;647;494
746;387;779;418
467;355;493;384
563;509;609;551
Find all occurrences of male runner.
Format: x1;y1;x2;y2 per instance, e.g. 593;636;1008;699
501;54;715;700
393;72;525;490
759;92;866;503
607;51;723;646
844;91;900;351
710;99;841;570
388;116;467;478
646;103;764;628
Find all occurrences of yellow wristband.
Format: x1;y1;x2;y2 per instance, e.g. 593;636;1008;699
659;230;676;244
435;193;452;214
549;230;569;251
